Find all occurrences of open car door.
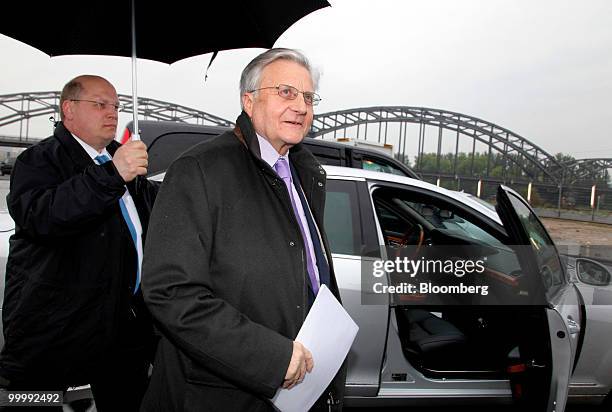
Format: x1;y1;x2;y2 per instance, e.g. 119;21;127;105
496;185;583;412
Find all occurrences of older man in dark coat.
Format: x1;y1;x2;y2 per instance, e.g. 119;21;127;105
141;48;346;411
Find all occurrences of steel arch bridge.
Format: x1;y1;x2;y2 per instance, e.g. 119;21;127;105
1;94;609;185
310;106;576;183
0;91;234;147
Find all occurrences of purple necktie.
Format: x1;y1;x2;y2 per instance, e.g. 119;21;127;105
274;157;320;295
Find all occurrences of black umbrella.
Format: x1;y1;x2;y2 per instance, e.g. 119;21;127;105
2;0;330;138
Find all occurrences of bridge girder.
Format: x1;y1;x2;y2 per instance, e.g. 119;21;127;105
0;91;234;137
561;158;612;183
311;106;565;183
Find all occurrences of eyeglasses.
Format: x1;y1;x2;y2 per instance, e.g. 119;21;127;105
249;84;321;106
70;99;123;112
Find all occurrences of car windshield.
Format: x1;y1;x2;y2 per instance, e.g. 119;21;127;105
402;200;504;246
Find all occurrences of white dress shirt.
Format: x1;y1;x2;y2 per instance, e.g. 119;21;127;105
72;134;143;285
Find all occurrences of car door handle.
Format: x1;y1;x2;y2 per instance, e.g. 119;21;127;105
567;316;580;335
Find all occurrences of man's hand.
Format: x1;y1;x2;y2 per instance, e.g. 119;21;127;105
283;341;314;389
112;140;148;182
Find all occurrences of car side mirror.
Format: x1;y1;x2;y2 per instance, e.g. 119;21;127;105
576;258;612;287
439;209;454;219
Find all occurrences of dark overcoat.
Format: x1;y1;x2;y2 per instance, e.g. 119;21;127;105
0;122;158;386
141;112;345;411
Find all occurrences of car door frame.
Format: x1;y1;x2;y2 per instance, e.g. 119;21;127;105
496;184;584;412
324;176;389;398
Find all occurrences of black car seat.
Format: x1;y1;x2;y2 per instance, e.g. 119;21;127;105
397;308;468;371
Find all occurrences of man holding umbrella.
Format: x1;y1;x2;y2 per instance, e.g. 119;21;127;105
141;48;346;411
0;75;159;411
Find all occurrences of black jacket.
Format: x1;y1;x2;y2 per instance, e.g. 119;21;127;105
0;122;159;386
140;112;345;411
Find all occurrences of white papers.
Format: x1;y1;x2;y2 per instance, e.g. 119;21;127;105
272;285;359;412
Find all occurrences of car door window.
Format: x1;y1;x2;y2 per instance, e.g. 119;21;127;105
324;180;361;255
506;192;565;293
373;187;522;283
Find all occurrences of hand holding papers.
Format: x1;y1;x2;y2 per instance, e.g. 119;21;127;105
272;285;359;412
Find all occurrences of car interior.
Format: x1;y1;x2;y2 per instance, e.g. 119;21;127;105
372;186;553;382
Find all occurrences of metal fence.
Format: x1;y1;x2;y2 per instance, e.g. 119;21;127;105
419;174;612;224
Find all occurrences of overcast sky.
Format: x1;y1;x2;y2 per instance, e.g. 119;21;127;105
1;0;611;158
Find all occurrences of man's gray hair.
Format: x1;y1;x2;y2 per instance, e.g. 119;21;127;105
239;48;319;109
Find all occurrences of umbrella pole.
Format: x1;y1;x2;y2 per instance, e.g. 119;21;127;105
130;0;141;194
130;0;140;142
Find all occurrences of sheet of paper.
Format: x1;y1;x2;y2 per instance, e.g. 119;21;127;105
272;285;359;412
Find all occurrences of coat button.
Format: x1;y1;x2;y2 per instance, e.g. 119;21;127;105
289;241;295;247
319;170;325;175
317;182;323;187
296;305;301;309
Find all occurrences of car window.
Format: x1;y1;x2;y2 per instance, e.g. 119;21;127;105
324;180;361;255
145;132;216;175
361;156;407;177
375;203;419;248
302;143;342;166
506;192;565;291
373;187;522;279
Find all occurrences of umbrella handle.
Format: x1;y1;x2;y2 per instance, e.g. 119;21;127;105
131;129;141;194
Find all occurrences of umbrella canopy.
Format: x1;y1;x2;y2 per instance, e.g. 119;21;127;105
2;1;330;63
1;0;330;141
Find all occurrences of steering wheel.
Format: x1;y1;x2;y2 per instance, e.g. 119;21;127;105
396;223;425;258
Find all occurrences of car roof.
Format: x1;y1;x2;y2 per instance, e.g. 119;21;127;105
126;120;419;178
323;165;502;224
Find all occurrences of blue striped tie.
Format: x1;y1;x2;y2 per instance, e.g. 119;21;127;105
95;154;141;294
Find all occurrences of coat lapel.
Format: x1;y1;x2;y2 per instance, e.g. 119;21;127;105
53;122;96;172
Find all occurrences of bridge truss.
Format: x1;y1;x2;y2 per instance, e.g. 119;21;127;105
1;94;609;185
0;91;234;147
311;106;576;183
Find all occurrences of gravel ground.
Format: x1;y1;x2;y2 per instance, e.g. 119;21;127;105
542;218;612;247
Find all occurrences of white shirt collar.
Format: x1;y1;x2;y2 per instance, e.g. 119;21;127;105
71;133;111;161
